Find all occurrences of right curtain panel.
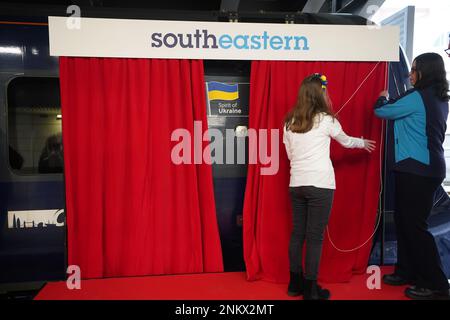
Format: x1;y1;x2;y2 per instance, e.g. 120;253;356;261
244;61;387;283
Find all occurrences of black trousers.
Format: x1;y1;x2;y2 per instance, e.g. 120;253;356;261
394;171;449;291
289;186;334;280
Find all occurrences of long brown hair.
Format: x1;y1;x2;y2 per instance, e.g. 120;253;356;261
285;74;334;133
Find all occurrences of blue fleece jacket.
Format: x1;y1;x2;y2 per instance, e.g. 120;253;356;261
374;87;449;178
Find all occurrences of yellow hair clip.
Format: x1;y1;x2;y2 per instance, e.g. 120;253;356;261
313;73;328;90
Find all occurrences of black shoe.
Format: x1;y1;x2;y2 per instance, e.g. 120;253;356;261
382;273;412;286
287;271;305;297
303;279;330;300
405;286;434;300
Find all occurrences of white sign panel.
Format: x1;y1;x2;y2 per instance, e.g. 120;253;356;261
8;209;65;229
48;16;399;61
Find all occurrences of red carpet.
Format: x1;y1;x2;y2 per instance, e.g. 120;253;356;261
35;266;409;300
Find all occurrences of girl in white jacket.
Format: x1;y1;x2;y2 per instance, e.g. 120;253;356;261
283;73;375;300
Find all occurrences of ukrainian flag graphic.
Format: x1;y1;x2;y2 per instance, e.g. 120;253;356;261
207;82;239;101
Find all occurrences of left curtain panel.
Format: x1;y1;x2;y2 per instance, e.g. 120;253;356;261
59;57;223;279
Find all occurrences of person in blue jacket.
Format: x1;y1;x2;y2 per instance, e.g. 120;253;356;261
374;52;450;300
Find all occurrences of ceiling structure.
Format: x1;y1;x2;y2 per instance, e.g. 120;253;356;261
0;0;386;20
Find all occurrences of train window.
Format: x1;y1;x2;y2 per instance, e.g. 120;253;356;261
7;77;63;174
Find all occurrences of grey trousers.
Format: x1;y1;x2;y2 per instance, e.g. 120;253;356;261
289;186;334;280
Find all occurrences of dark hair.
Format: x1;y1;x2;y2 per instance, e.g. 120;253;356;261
284;74;334;133
413;52;449;101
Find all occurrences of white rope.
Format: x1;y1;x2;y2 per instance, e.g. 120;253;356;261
335;62;381;115
326;62;387;253
327;119;384;253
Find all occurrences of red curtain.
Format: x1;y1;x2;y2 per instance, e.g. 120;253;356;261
244;61;387;283
60;57;223;279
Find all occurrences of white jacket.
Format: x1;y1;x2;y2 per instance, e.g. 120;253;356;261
283;113;365;189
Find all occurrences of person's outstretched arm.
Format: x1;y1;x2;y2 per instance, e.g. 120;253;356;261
374;90;419;120
329;117;376;152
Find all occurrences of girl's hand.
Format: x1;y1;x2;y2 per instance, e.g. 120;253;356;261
363;139;376;153
379;90;389;99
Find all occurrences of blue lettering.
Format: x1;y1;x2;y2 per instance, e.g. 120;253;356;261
270;36;283;50
262;31;269;49
233;35;249;49
153;31;310;51
250;35;261;49
283;36;293;50
294;36;309;50
219;34;233;49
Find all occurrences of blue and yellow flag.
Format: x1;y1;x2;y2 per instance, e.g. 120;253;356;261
207;82;239;101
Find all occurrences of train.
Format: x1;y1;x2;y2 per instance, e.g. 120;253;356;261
1;8;449;295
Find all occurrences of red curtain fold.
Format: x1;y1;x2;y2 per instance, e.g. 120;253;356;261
244;60;387;283
60;57;223;279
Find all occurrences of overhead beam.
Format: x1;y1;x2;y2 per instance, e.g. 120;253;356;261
302;0;326;13
337;0;367;13
331;0;341;13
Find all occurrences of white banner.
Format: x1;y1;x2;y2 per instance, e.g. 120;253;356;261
48;16;399;61
8;209;65;229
